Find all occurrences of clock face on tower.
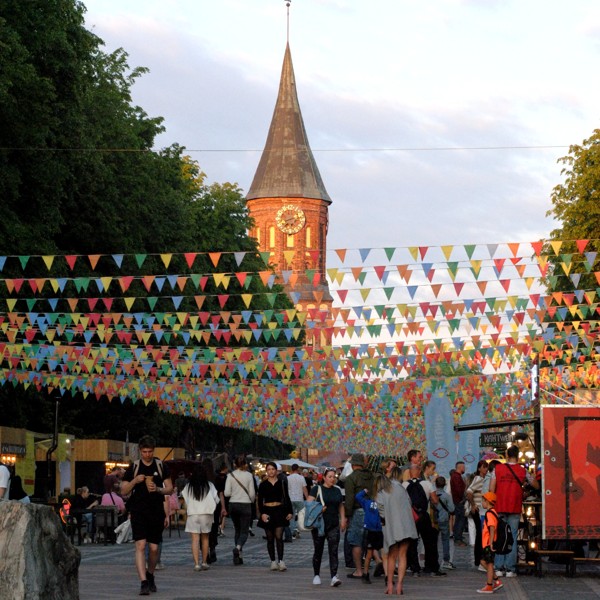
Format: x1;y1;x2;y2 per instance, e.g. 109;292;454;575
275;204;306;234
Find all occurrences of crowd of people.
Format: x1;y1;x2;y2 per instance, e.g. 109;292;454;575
0;437;540;596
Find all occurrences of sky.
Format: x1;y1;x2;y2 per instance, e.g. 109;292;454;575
82;0;600;253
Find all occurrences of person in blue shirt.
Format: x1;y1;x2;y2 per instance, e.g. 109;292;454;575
355;487;384;583
433;476;456;570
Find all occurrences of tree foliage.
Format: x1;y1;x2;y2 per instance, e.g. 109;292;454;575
0;0;297;451
545;129;600;292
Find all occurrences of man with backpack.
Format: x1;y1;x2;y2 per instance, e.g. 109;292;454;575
403;464;446;577
120;436;173;596
490;445;538;578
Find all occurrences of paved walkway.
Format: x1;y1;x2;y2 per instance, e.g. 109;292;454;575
78;530;600;600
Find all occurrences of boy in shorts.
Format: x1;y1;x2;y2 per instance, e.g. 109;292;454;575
478;492;503;594
355;487;383;583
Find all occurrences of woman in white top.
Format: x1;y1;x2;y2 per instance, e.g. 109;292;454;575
182;465;219;571
224;455;256;565
466;460;488;567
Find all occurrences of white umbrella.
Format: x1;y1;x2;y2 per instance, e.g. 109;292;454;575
277;458;319;470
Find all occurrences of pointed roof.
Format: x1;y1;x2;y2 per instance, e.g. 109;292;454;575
247;43;331;203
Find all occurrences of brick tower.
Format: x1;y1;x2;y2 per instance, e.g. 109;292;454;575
246;43;332;346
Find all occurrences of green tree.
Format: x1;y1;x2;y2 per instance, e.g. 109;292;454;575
0;0;301;450
546;129;600;292
541;129;600;368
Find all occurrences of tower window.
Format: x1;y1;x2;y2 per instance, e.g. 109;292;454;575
286;234;294;248
306;226;311;247
269;226;275;248
256;227;261;244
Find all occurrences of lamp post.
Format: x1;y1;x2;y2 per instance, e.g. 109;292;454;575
46;389;62;498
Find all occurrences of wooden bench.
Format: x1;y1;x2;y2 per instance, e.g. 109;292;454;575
533;550;575;577
570;557;600;576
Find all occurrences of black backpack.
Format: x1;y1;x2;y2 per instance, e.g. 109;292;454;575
486;509;514;555
406;478;429;514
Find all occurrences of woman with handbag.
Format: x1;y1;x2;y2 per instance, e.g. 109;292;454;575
257;462;293;571
308;467;346;587
224;455;256;565
465;460;488;568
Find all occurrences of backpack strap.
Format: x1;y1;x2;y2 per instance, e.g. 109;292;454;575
133;458;163;480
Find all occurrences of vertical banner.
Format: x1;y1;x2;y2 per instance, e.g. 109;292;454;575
424;394;456;477
457;399;484;472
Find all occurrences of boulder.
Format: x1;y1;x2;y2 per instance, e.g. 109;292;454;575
0;502;80;600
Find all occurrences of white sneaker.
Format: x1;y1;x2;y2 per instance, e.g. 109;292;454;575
441;561;455;570
331;575;342;587
278;561;287;571
193;564;201;571
313;575;322;585
478;565;487;572
495;570;505;577
505;571;518;578
271;561;279;571
201;563;209;571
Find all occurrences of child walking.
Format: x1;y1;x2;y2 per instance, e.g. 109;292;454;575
355;487;384;583
433;476;456;570
478;492;503;594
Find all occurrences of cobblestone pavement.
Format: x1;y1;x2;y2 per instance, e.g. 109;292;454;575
78;529;600;600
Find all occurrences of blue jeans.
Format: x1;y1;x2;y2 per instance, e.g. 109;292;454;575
494;512;520;573
438;521;450;563
453;508;466;542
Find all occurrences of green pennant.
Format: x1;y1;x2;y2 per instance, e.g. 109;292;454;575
464;244;476;259
373;304;385;319
19;255;30;270
135;254;146;268
384;247;396;261
447;262;459;279
266;293;277;307
26;298;37;310
383;287;394;300
74;277;90;292
259;252;271;266
147;297;158;310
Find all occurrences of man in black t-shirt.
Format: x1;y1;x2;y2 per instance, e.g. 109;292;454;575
121;436;172;596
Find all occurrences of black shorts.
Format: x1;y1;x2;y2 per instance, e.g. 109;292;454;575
481;545;495;564
366;530;384;551
131;511;165;545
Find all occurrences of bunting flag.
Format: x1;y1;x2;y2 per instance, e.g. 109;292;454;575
0;240;598;453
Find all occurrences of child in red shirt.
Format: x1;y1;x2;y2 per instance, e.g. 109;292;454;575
478;492;503;594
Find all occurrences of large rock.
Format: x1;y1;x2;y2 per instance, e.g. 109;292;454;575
0;502;80;600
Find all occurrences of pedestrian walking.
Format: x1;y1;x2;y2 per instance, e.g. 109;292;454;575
120;435;172;596
224;454;255;565
309;467;347;588
376;469;418;596
477;492;503;594
257;462;293;571
181;465;220;571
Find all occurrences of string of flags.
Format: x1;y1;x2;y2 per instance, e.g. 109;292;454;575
0;240;597;453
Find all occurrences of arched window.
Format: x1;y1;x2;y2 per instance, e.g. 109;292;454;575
306;226;312;247
269;226;275;248
256;227;261;244
286;234;295;248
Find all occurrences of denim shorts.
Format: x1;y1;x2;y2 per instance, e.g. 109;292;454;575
347;509;366;547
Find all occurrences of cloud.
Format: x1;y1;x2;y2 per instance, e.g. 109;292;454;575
87;5;568;251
